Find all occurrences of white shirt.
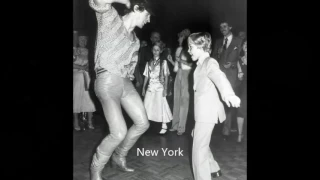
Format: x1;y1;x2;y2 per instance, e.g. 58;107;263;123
223;34;233;48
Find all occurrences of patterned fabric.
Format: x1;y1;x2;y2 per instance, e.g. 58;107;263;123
89;0;140;80
143;60;170;92
73;47;96;113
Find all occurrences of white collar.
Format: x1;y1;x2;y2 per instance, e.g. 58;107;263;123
224;33;233;42
197;52;210;65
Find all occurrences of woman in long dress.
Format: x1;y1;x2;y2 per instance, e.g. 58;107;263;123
236;39;247;142
73;36;96;131
142;41;173;135
170;29;193;135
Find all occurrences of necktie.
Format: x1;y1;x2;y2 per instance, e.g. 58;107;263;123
223;38;228;50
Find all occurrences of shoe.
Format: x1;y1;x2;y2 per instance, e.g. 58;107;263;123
177;131;184;135
91;150;111;180
169;128;176;132
237;134;244;143
88;124;95;130
222;135;229;141
74;126;81;131
159;128;168;135
111;153;134;172
211;170;222;178
230;128;238;133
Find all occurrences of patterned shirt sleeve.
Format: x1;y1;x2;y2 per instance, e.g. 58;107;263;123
89;0;111;13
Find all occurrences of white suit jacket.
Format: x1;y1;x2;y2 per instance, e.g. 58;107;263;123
193;53;235;124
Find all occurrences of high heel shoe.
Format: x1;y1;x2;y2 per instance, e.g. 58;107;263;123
74;127;81;131
177;131;184;136
88;122;95;130
111;153;134;172
158;128;167;135
237;134;244;143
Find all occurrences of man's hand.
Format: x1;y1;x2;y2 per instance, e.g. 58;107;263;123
123;0;130;8
104;0;130;8
191;129;194;137
224;95;241;108
142;89;146;96
163;89;167;97
81;64;89;71
135;81;141;87
218;47;223;54
238;72;244;80
223;62;232;69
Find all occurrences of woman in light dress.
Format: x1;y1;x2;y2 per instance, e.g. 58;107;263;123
170;29;193;135
142;41;173;135
73;35;96;131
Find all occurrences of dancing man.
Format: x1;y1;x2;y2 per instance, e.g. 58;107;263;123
88;0;153;180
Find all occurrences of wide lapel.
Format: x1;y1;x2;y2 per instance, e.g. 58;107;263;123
225;36;237;56
194;57;210;91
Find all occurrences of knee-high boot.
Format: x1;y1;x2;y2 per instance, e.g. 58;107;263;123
90;148;111;180
110;149;134;172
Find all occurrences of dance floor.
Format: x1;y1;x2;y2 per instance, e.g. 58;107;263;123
73;114;247;180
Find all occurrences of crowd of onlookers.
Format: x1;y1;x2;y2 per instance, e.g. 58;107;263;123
73;21;247;142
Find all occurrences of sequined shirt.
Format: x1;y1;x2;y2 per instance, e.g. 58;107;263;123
89;0;140;79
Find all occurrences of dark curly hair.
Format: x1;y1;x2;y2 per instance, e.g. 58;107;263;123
124;0;154;15
240;37;247;57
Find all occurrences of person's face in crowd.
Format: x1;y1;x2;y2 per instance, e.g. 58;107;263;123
243;40;247;53
135;7;151;29
152;45;161;58
220;22;232;37
150;32;161;45
238;31;246;40
188;43;203;61
79;38;87;48
141;40;148;47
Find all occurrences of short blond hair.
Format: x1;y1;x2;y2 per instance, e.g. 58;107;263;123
188;32;212;53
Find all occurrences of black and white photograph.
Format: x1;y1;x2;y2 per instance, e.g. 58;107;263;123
73;0;247;179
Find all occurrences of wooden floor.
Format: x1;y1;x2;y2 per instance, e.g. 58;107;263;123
73;114;247;180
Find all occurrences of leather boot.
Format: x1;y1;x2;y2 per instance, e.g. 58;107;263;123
90;149;110;180
111;152;134;172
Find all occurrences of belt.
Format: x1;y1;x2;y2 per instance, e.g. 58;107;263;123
96;68;108;75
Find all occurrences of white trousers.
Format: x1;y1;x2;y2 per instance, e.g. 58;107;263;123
192;122;220;180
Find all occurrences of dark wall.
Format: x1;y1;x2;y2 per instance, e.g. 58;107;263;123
73;0;247;48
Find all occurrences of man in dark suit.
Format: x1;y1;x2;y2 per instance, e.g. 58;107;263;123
212;21;242;140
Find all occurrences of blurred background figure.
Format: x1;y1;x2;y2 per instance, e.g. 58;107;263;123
236;38;247;143
73;35;96;131
238;31;246;40
212;21;242;141
170;29;193;135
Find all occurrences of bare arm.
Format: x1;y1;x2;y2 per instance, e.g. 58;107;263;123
173;61;179;72
142;63;149;96
142;76;148;96
163;74;168;97
237;60;242;73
